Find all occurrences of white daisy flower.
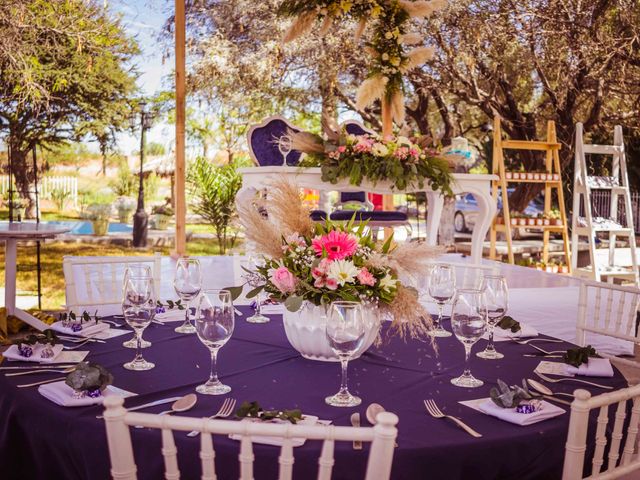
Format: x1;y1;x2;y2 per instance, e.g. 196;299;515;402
327;260;360;286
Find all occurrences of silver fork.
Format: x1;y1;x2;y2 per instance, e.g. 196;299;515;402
187;398;237;437
534;371;614;390
63;340;94;350
515;342;564;356
511;337;565;345
5;367;75;377
423;399;482;438
17;376;66;388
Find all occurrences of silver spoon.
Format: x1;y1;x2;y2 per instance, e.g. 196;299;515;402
527;378;573;406
134;393;197;429
366;403;398;446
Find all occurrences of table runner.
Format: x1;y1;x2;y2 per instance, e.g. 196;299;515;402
0;307;628;480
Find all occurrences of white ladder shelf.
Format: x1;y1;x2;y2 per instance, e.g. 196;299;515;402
570;123;639;284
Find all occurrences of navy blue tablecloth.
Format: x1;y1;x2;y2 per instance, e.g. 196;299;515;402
0;308;628;480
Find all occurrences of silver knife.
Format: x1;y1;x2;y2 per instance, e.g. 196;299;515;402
95;396;182;419
541;395;572;406
0;365;77;370
350;413;363;450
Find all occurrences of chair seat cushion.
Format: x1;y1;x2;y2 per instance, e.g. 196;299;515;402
329;210;408;222
310;210;328;221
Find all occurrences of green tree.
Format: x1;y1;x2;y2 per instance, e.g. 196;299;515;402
0;0;138;216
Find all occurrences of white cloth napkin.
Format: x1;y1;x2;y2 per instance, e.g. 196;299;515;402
3;344;64;363
477;399;564;426
229;415;319;447
155;309;188;322
50;320;110;337
38;380;136;407
261;303;284;315
493;323;538;340
566;358;614;377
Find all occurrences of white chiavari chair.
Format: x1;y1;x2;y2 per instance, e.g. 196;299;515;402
577;279;640;366
562;385;640;480
102;396;398;480
63;254;162;316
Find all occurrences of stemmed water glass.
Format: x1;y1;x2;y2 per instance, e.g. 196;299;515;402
278;134;292;165
428;264;456;337
451;289;487;388
244;256;269;324
174;258;202;334
477;275;508;360
195;289;235;395
122;276;155;371
325;301;365;407
122;264;154;349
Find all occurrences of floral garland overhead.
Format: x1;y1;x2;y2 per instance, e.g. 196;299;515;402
278;0;447;125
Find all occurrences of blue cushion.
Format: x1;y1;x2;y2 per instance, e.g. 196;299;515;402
250;118;302;166
329;210;408;222
340;191;367;203
343;122;371;137
310;210;327;221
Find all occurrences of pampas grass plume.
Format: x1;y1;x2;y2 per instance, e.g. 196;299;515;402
319;15;333;36
356;75;388;110
354;17;367;42
400;33;423;45
282;11;317;43
288;130;325;154
390;91;406;125
401;46;435;73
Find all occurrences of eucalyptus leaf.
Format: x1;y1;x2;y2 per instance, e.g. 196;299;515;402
497;315;521;333
564;345;598;368
245;285;264;299
284;295;304;312
223;285;244;301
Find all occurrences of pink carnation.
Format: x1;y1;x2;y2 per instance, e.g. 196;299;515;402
269;266;297;294
357;267;376;287
326;278;338;290
337;145;347;153
314;277;326;288
312;230;358;260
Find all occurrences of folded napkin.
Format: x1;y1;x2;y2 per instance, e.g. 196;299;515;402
50;320;110;337
155;309;188;322
229;415;319;447
477;399;564;426
3;344;64;363
260;303;284;315
493;323;538;340
38;380;135;407
566;358;614;377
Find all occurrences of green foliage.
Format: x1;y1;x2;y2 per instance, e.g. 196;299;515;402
236;401;303;424
144;172;160;205
145;142;166;157
110;162;137;197
50;187;71;212
496;316;521;333
156;299;185;310
564;345;598;368
187;157;243;254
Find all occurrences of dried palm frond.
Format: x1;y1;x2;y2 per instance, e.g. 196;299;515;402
354;17;367;42
387;241;444;279
390;90;406;125
267;178;315;238
400;47;435;73
287;130;325;154
319;15;333;36
237;196;283;259
356;75;388;110
321;113;341;143
399;0;444;18
383;285;434;341
400;33;423;45
282;11;317;43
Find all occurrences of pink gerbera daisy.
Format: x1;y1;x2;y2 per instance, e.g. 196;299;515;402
311;230;358;260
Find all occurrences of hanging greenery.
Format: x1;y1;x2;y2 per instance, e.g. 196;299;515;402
277;0;446;124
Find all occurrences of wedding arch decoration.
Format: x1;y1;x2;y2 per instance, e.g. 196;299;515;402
278;0;447;130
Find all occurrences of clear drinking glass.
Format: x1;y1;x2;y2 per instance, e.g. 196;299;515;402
428;264;456;337
122;276;155;371
451;288;487;388
278;134;292;165
477;275;508;360
174;258;202;334
325;301;365;407
195;289;235;395
122;264;154;349
244;256;269;324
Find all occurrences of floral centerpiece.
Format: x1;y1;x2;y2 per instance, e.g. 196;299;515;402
238;179;439;360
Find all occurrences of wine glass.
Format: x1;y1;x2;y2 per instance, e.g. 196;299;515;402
451;289;487;388
174;258;202;334
244;256;269;324
477;275;508;360
278;134;292;165
195;289;235;395
325;301;365;407
428;264;456;337
122;276;155;371
122;264;154;349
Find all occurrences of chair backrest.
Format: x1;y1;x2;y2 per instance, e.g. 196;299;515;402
342;120;375;137
103;396;398;480
577;279;640;351
449;262;501;290
247;115;302;167
63;254;161;316
562;384;640;480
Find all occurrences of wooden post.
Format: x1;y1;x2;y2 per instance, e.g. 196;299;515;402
174;0;187;256
381;100;394;236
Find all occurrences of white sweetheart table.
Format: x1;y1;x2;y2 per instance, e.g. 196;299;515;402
238;166;497;263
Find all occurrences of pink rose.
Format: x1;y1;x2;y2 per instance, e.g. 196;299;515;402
357;267;376;287
270;266;297;294
337;145;346;153
326;278;338;290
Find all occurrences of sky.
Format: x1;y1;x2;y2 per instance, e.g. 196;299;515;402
105;0;175;154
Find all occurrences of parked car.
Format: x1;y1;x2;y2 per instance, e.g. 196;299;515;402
454;190;545;233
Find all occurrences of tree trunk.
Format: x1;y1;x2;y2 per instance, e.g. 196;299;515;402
319;68;337;121
9;143;36;219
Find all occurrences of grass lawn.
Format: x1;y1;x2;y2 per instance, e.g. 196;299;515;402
0;238;238;311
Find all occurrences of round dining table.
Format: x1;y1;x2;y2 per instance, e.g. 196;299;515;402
0;307;628;480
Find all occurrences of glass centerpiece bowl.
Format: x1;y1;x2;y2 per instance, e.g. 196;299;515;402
236;179;441;362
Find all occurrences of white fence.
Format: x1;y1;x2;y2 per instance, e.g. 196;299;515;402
0;175;78;208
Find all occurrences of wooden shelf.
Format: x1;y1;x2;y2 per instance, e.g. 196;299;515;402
502;178;561;184
494;223;565;232
501;140;561;151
